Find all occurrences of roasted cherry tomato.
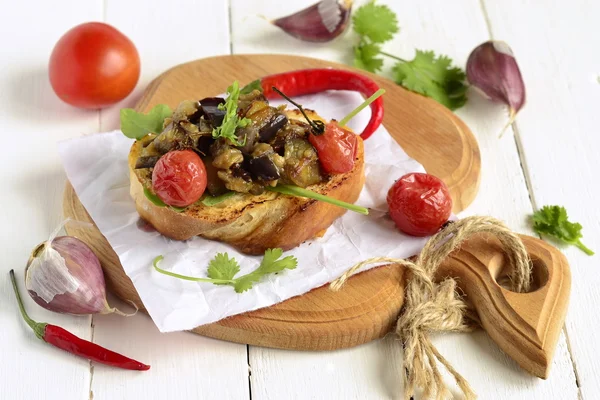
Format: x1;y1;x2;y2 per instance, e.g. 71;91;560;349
387;173;452;237
308;121;358;174
152;150;207;208
49;22;140;109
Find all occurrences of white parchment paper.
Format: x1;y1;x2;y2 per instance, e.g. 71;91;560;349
58;91;428;333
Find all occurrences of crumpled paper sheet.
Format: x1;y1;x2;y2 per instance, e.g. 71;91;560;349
58;90;428;333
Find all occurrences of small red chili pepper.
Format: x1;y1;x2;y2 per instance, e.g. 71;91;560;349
9;270;150;371
259;68;384;140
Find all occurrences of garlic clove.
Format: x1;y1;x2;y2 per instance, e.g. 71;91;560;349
25;236;110;315
466;41;526;136
272;0;353;43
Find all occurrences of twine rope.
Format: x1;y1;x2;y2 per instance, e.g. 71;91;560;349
330;216;532;400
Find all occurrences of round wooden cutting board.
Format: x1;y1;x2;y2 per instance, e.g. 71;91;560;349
64;54;481;351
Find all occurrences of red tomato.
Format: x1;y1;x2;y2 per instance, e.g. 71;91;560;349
387;173;452;237
309;121;357;174
49;22;140;109
152;150;207;208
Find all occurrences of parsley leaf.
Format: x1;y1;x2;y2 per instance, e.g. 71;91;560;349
152;248;298;293
352;2;399;44
120;104;172;140
532;205;594;256
354;42;384;73
212;81;252;146
393;50;468;111
207;253;241;281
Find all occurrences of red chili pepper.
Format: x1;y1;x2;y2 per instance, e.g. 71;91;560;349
9;270;150;371
259;69;384;140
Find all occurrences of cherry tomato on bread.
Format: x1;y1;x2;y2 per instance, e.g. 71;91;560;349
152;150;207;208
387;173;452;237
309;121;357;174
49;22;140;109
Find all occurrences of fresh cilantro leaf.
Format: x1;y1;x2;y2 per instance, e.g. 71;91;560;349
233;248;298;293
202;192;236;206
153;248;298;293
257;248;298;274
240;79;263;95
207;253;241;281
532;205;594;256
120;104;172;140
393;50;468;110
212;81;252;146
352;2;399;44
354;42;384;73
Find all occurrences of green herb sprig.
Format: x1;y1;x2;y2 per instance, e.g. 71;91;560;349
120;104;172;140
212;81;252;146
152;248;298;293
352;2;468;110
532;205;594;256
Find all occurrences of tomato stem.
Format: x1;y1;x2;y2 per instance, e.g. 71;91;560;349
271;87;325;135
339;89;386;127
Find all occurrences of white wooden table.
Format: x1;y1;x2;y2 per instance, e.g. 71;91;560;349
1;0;598;399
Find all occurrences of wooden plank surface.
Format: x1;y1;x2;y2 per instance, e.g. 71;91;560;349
231;0;579;398
482;1;600;398
1;0;594;399
0;1;102;400
87;2;251;400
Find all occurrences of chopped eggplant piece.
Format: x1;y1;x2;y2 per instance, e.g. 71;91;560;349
283;138;322;187
259;114;287;142
239;90;266;110
195;135;214;155
135;156;160;169
199;97;226;127
154;122;185;153
172;100;200;123
203;156;228;196
238;124;260;154
212;142;244;170
231;164;252;182
248;155;280;181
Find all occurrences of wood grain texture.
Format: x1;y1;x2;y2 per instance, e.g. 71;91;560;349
64;53;481;349
133;54;481;213
89;2;251;400
482;1;600;398
232;0;579;399
64;179;572;380
1;0;588;399
0;2;102;400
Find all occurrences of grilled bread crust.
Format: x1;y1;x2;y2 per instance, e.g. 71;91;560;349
129;110;365;255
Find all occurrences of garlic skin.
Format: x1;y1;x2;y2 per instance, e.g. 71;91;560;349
25;236;110;315
466;41;526;121
272;0;353;43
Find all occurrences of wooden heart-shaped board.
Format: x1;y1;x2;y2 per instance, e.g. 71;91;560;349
63;55;570;378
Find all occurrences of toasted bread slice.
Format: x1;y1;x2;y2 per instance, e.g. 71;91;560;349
129;109;365;255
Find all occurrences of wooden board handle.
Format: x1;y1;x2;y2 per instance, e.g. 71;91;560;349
439;234;571;378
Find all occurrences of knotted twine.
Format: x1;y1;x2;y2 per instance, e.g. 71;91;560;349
329;216;532;400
